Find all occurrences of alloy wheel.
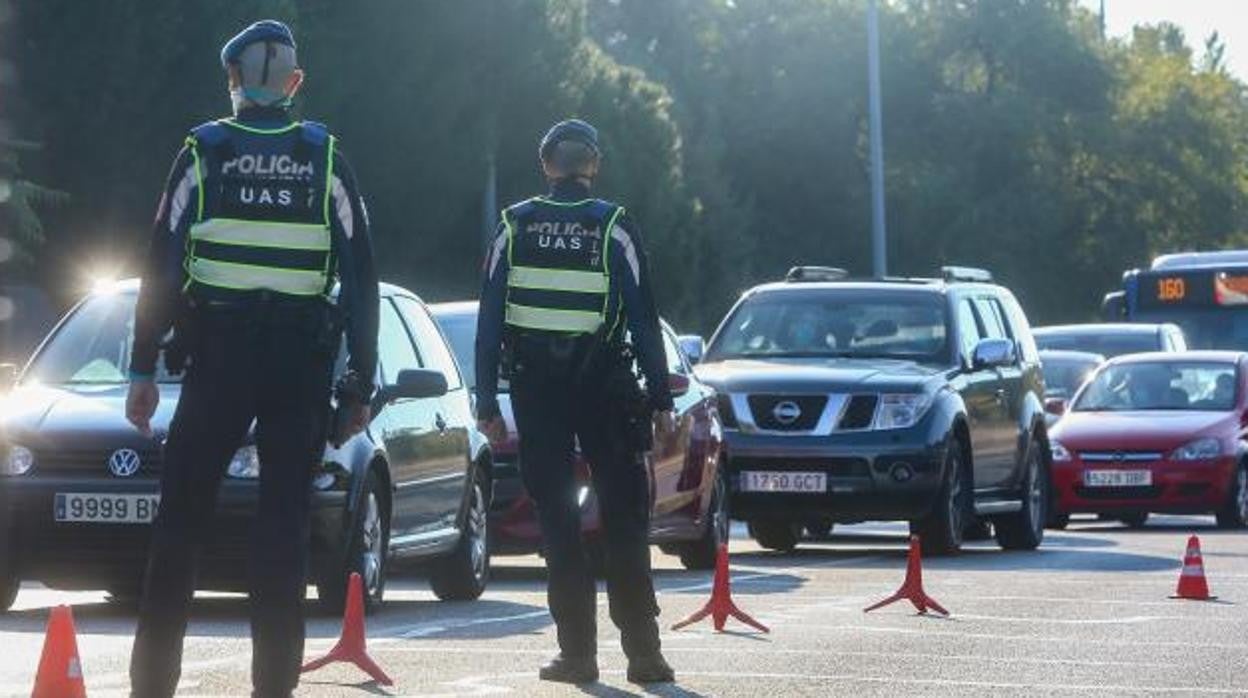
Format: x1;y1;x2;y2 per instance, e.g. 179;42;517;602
1236;467;1248;523
361;491;383;598
468;478;488;584
1027;450;1045;535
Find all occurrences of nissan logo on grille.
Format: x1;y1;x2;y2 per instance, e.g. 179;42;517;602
108;448;142;478
772;401;803;425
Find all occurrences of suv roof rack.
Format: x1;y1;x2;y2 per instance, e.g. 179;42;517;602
785;266;850;282
941;266;993;283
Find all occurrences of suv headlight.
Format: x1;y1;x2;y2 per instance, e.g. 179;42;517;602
874;394;933;430
2;445;34;476
1170;437;1222;462
1050;440;1072;462
227;445;260;479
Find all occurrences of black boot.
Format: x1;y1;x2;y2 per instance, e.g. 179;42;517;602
539;653;599;684
627;651;675;684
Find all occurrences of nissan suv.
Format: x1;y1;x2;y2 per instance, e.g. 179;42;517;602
693;266;1051;555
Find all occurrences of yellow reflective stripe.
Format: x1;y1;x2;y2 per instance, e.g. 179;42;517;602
188;258;327;296
189;218;332;250
509;266;609;293
185;136;205;222
322;134;336;228
505;303;602;333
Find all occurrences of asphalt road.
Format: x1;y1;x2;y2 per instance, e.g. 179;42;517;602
0;517;1245;697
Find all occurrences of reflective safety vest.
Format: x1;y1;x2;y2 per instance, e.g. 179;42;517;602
182;118;336;300
503;197;624;335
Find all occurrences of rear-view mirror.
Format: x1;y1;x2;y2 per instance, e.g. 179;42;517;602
971;338;1016;370
1044;397;1067;417
379;368;448;403
0;364;17;392
677;335;706;365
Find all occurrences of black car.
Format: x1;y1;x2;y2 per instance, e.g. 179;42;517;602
0;280;492;612
693;266;1051;555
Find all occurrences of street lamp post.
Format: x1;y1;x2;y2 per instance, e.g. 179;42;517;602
867;0;887;278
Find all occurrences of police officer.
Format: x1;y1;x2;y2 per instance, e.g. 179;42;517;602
124;20;379;697
476;119;676;685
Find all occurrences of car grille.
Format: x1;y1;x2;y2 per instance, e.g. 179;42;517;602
733;456;871;478
838;395;879;430
1078;451;1163;463
33;448;163;477
1073;485;1162;500
748;395;827;431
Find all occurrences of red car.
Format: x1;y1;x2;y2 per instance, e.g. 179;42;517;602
1048;351;1248;528
430;302;727;570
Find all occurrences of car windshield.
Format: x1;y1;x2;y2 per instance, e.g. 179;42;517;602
23;291;179;385
1034;331;1157;357
706;290;948;362
1042;358;1100;399
431;309;508;393
1073;361;1238;412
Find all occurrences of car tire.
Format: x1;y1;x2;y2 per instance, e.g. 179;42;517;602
431;464;490;601
318;467;389;615
1046;512;1071;530
805;519;835;540
995;439;1047;551
1215;462;1248;529
749;520;799;553
680;466;730;570
912;438;969;556
1120;512;1149;528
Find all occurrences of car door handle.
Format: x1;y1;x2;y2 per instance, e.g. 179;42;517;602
435;414;448;433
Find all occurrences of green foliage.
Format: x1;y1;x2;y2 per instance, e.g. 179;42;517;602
13;0;1248;330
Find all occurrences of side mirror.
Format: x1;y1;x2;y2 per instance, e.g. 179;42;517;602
971;338;1016;370
1044;397;1067;417
668;372;691;398
0;364;17;392
378;368;448;403
677;335;706;365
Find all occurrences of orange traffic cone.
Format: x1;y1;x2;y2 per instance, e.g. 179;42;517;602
301;573;393;685
1171;535;1215;601
863;535;949;616
671;543;769;633
31;605;87;698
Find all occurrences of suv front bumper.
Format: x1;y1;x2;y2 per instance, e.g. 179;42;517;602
723;424;948;523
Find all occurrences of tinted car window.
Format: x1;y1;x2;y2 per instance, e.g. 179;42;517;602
25;292;177;384
707;290;948;362
955;299;983;363
998;292;1040;363
377;299;421;385
433;310;477;390
394;296;462;390
1033;331;1158;357
1041;358;1100;398
974;298;1008;340
1074;361;1237;412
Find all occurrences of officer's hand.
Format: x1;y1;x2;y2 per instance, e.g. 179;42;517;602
343;403;372;442
478;416;508;445
126;379;160;437
653;410;677;442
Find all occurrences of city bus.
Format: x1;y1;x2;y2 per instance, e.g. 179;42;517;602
1103;250;1248;350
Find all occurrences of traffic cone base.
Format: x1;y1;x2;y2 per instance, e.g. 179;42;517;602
671;543;769;633
863;535;949;616
32;604;87;698
301;572;394;686
1171;535;1216;601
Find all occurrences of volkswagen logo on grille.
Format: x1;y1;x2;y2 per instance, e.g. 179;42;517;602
772;400;803;425
108;448;142;478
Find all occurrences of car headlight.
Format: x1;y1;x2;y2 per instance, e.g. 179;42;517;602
1170;437;1222;462
873;394;933;430
227;445;260;479
1050;440;1072;462
2;445;34;476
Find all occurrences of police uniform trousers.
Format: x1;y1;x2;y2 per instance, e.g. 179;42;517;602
510;367;662;660
130;303;334;698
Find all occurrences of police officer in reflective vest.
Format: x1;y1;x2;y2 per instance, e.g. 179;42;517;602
476;119;676;685
124;21;379;697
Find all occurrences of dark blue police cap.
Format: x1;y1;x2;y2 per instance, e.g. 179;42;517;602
539;119;600;160
220;20;296;68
